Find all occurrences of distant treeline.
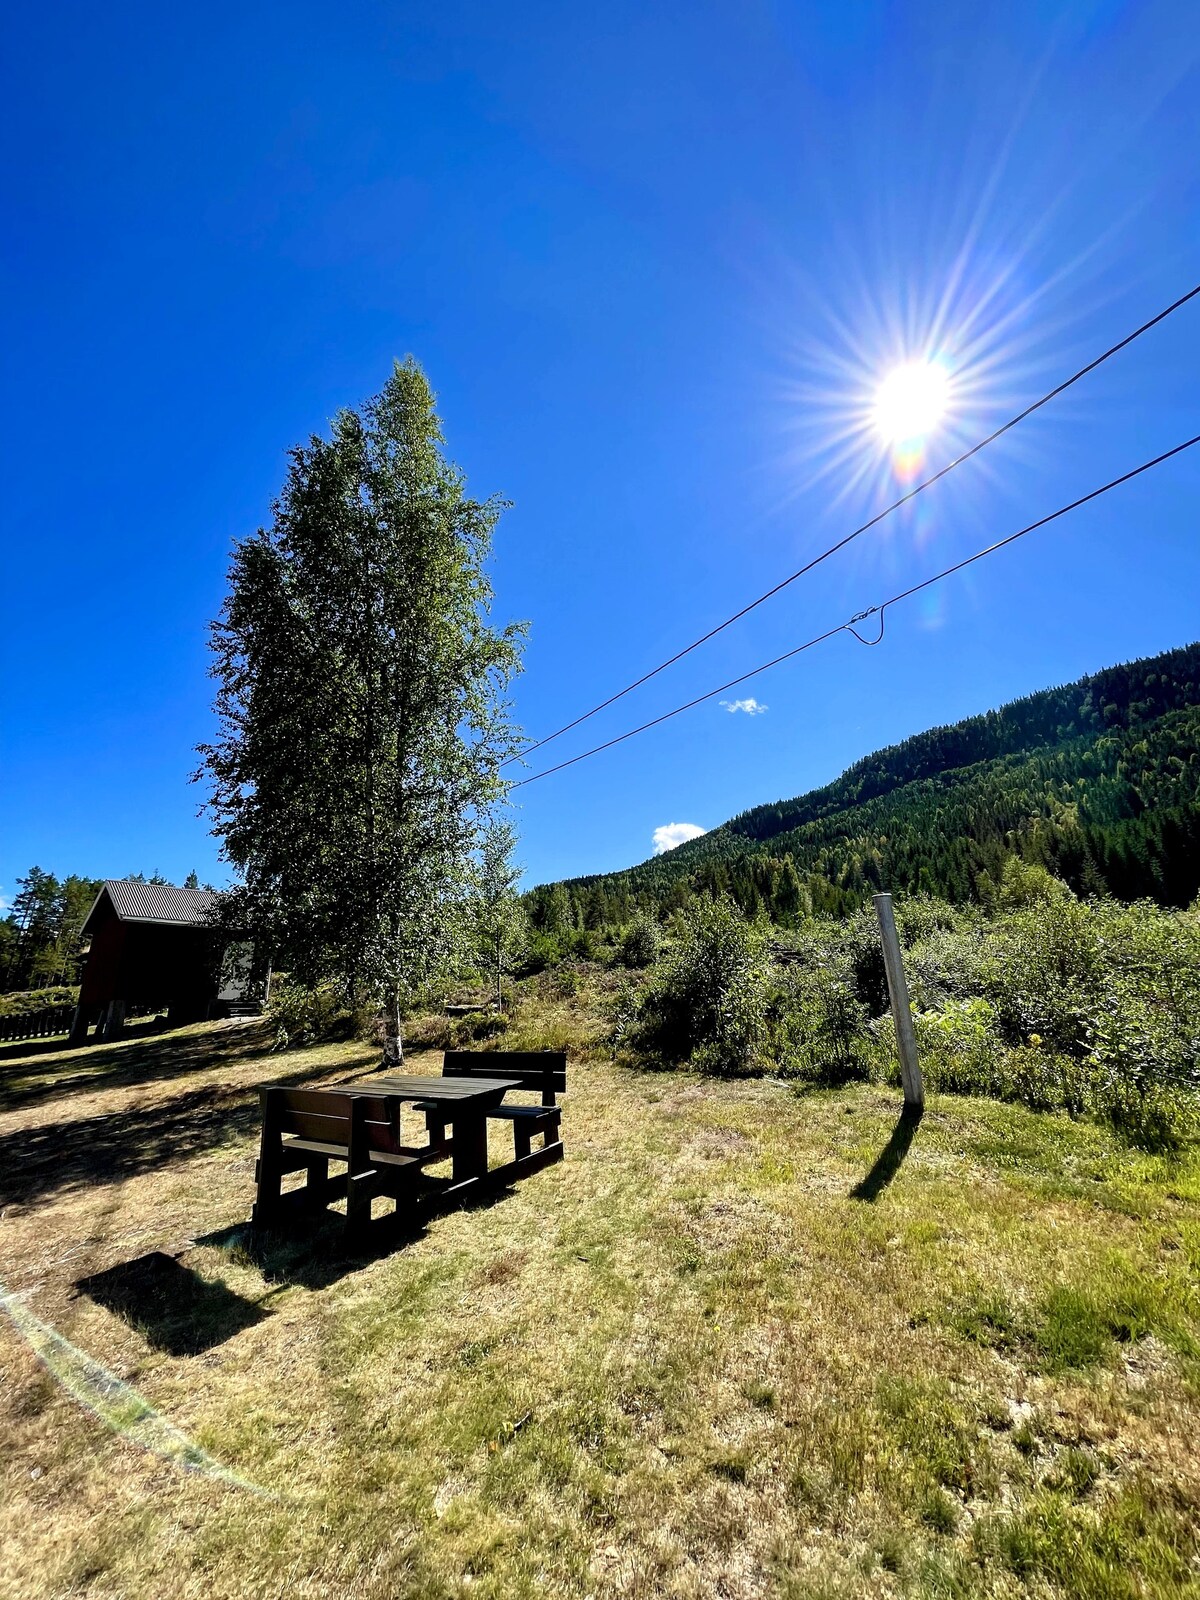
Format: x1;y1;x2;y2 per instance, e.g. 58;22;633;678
527;643;1200;933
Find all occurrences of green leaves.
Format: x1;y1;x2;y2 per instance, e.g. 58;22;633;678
198;359;525;1042
623;899;769;1075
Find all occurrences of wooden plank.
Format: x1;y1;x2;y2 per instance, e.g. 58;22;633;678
444;1051;567;1088
451;1112;489;1184
443;1052;567;1103
440;1138;565;1204
263;1086;356;1118
356;1075;522;1102
279;1138;349;1163
278;1109;358;1142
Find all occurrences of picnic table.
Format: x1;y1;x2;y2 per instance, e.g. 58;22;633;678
252;1056;564;1243
346;1074;521;1184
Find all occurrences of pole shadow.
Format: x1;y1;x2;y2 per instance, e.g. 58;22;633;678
850;1105;924;1202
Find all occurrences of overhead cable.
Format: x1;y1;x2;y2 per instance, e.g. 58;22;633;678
511;432;1200;789
509;280;1200;765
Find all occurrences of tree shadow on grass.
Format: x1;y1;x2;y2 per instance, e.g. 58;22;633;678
0;1022;275;1114
0;1084;262;1210
0;1018;181;1068
0;1055;386;1211
851;1105;924;1202
75;1251;271;1355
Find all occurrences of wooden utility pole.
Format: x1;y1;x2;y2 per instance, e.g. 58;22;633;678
873;893;924;1111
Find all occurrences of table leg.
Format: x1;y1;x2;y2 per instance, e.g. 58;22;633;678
452;1111;489;1183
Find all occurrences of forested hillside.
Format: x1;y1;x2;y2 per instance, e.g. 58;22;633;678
531;643;1200;930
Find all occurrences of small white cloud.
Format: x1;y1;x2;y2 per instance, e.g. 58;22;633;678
720;697;768;715
652;822;707;856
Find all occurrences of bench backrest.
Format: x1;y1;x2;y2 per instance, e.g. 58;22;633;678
261;1086;402;1154
442;1050;567;1106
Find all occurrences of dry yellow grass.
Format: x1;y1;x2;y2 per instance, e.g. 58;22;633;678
1;1004;1198;1599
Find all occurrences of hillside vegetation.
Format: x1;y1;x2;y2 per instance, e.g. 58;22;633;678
534;643;1200;927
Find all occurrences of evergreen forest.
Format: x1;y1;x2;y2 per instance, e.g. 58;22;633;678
529;642;1200;937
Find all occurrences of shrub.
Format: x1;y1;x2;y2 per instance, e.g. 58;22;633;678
1083;899;1200;1091
520;926;600;974
623;898;768;1074
449;1009;510;1046
0;986;79;1018
617;911;663;969
1090;1078;1197;1155
992;856;1074;911
545;962;584;999
592;883;1200;1148
769;965;873;1085
267;979;354;1050
914;998;1001;1095
905;920;990;1010
979;892;1101;1052
841;908;891;1015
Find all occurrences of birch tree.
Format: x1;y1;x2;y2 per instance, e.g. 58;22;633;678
199;359;524;1059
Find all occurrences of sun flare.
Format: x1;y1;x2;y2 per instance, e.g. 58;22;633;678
872;359;951;446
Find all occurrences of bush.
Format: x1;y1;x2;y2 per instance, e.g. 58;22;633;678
0;986;79;1017
564;879;1200;1149
911;999;1088;1111
268;979;355;1050
545;962;584;999
622;899;768;1074
989;856;1074;912
521;926;600;974
979;891;1101;1053
617;912;663;969
1090;1077;1197;1154
914;998;1002;1096
769;965;873;1086
449;1009;510;1045
841;908;891;1016
1082;899;1200;1095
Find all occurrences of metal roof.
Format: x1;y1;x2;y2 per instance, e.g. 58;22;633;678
82;879;220;935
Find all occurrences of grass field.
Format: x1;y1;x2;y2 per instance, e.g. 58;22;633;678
2;1000;1199;1599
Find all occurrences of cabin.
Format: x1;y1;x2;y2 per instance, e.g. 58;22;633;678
68;879;253;1045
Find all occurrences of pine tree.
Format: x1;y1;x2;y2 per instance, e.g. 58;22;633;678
474;818;525;1010
5;868;61;989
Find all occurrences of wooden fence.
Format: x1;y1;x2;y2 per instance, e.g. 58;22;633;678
0;1005;76;1043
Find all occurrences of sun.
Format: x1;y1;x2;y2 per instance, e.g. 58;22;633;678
872;359;951;447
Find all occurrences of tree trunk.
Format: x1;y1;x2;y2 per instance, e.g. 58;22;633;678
381;987;404;1069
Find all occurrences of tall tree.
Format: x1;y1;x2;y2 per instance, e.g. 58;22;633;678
199;359;524;1057
474;817;526;1011
30;875;100;987
4;868;61;990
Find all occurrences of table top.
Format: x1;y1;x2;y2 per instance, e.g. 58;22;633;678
348;1074;521;1105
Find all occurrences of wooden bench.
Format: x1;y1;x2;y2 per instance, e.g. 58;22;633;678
253;1086;434;1241
422;1051;567;1163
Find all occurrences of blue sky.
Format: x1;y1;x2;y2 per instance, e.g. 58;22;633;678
2;0;1199;901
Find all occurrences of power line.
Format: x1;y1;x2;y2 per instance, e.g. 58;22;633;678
512;432;1200;789
509;280;1200;765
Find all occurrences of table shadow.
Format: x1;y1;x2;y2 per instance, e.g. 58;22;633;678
76;1251;267;1355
